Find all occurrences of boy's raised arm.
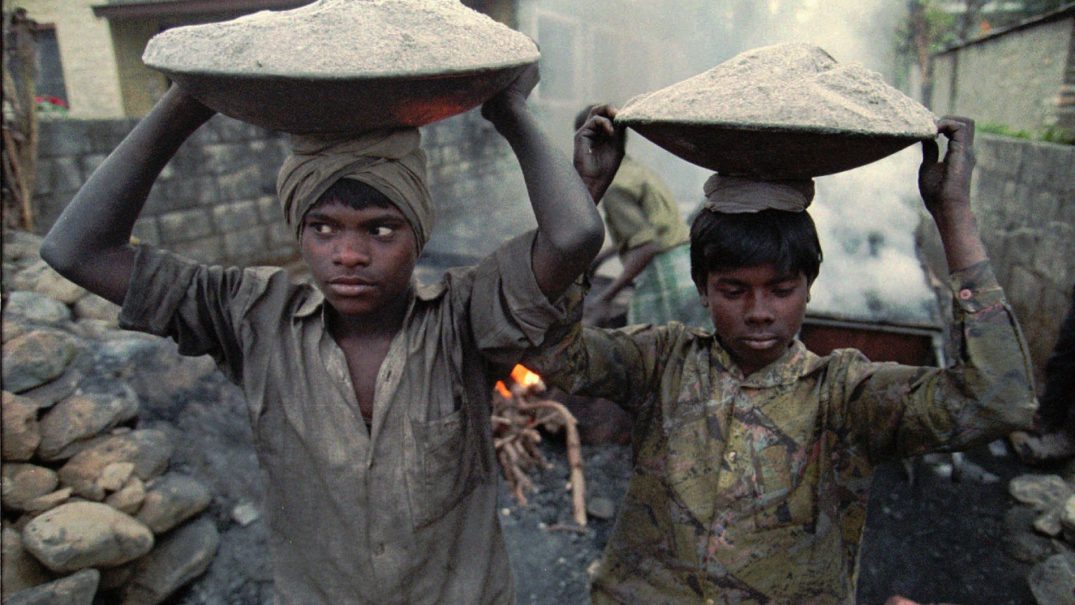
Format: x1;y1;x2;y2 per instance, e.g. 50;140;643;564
918;116;988;272
40;85;216;305
480;65;605;299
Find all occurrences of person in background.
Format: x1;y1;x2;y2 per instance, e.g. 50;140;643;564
527;116;1037;603
575;105;710;329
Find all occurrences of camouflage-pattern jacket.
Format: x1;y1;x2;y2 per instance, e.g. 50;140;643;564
525;261;1036;604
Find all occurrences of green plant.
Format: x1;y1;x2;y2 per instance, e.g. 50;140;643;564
978;122;1074;145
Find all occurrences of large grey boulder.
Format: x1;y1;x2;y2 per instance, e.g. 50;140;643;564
2;391;42;461
38;391;140;461
72;293;120;323
1010;474;1072;512
1062;494;1075;544
1;527;53;598
58;429;173;501
13;259;87;305
1028;551;1075;605
2;329;80;393
19;369;83;410
136;473;212;534
22;502;154;573
4;291;73;326
106;476;147;515
3;568;99;605
2;463;59;511
121;518;220;605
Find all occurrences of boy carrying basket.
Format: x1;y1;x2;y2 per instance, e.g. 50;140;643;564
534;110;1037;603
40;64;615;603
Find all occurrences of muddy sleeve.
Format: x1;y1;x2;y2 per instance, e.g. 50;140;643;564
466;230;587;366
834;261;1037;464
523;319;675;414
117;244;275;383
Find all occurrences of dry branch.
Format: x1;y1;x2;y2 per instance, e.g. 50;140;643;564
492;367;587;527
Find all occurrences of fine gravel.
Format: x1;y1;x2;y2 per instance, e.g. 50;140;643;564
143;0;539;78
617;42;936;137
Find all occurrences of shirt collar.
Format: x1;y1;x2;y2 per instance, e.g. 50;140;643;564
292;277;443;321
709;337;824;388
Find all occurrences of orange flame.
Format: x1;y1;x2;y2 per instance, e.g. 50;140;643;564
510;364;542;388
494;364;543;399
494;380;512;399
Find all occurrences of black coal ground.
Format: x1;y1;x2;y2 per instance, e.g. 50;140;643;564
502;438;1036;605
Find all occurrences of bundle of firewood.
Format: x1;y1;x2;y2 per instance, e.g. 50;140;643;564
492;365;587;527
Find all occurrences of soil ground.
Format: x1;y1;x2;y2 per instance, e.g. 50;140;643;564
502;437;1045;605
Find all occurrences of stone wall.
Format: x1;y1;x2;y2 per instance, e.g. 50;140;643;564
32;116;296;268
31;108;533;272
963;134;1073;384
930;11;1074;137
980;134;1070;386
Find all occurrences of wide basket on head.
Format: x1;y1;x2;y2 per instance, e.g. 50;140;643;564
157;66;532;134
620;121;928;179
143;0;539;133
616;43;937;179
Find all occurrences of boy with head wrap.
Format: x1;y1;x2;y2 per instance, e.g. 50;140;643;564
535;116;1037;603
40;65;611;604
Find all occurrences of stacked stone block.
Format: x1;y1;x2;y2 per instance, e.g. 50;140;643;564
2;231;221;605
971;133;1075;384
32;116;293;268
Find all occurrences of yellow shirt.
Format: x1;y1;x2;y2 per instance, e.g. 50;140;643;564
603;155;689;255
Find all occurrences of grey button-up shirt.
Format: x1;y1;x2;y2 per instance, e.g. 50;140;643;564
119;231;570;604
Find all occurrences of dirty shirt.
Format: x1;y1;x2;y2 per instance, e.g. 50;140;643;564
526;262;1036;604
119;231;571;605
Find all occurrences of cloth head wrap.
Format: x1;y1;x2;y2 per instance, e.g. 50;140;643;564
702;174;815;214
276;128;434;253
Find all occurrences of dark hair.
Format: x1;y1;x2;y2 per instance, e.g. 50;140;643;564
312;178;394;212
689;209;823;290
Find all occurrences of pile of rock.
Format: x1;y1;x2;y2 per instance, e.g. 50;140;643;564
1005;468;1075;605
2;230;221;605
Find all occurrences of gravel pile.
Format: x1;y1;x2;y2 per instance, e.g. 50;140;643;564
618;43;936;137
143;0;539;78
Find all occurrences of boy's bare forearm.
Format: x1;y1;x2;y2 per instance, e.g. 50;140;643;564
41;86;214;304
918;116;988;273
933;203;988;273
488;97;604;299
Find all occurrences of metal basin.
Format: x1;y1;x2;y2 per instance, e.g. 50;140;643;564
162;64;532;134
619;119;930;179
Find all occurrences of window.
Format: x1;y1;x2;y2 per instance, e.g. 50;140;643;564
33;25;68;111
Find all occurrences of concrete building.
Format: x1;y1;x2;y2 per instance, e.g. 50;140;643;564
930;4;1075;140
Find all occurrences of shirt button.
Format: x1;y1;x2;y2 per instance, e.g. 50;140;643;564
959;288;973;300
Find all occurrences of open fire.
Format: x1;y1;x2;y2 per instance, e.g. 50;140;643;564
492;364;587;527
